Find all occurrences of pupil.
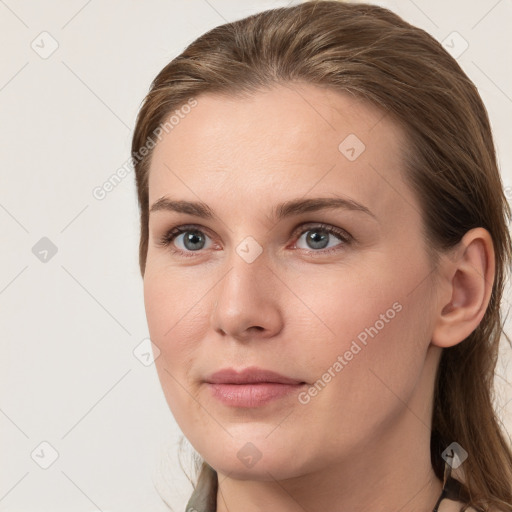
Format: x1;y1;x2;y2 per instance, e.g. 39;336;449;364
185;231;204;250
308;230;328;249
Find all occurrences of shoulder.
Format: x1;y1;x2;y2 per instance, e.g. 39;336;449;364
437;501;476;512
439;501;492;512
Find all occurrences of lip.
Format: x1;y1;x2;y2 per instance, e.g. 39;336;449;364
204;367;306;408
204;366;305;385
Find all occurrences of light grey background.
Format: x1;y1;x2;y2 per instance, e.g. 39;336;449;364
1;0;511;511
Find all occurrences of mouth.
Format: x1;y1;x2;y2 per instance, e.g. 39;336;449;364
204;366;307;408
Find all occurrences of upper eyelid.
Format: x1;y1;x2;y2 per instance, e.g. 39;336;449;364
157;223;353;260
166;222;351;243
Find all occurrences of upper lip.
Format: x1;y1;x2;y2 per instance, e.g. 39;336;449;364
205;366;305;385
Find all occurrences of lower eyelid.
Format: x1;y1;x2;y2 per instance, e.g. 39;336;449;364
159;223;352;254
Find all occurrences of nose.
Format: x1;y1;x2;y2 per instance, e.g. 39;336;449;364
210;253;284;342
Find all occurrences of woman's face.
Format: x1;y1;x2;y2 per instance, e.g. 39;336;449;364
143;83;442;480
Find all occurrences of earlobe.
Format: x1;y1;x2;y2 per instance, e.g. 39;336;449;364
431;228;495;349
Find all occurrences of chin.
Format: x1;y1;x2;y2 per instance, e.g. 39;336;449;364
193;434;308;480
208;455;303;481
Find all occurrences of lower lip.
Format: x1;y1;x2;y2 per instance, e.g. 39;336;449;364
206;382;305;407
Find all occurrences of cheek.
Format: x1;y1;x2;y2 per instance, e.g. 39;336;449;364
143;262;206;338
143;271;209;431
290;283;430;453
143;269;205;377
290;262;403;345
294;257;432;386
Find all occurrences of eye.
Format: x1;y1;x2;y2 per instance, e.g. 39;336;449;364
157;224;214;257
293;223;352;254
156;222;352;257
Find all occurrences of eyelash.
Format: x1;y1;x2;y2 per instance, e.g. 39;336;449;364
156;223;353;258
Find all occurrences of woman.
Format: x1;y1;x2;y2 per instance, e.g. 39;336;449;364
131;1;512;511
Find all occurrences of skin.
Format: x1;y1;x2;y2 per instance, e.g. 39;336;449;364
143;83;494;512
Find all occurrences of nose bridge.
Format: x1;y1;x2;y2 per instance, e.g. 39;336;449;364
211;237;282;337
220;237;270;306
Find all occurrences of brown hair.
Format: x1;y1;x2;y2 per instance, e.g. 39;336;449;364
131;1;512;510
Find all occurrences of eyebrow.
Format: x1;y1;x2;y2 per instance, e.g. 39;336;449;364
149;196;377;222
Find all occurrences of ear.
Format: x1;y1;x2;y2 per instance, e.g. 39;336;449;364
431;227;495;348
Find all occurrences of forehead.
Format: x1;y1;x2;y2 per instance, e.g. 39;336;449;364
147;83;414;222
